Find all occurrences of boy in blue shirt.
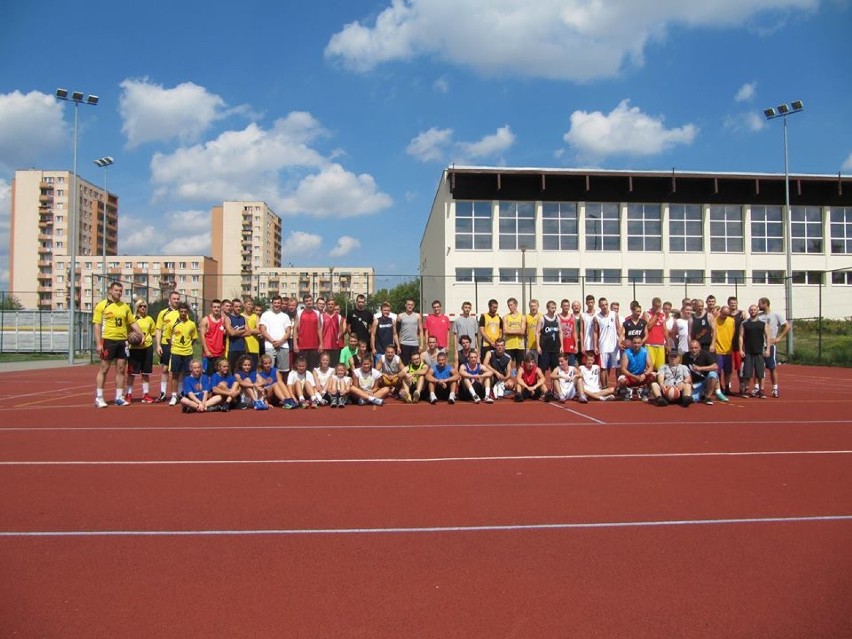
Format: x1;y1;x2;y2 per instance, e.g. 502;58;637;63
180;360;223;413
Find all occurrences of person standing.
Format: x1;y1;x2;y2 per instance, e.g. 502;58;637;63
199;299;226;378
525;299;543;353
558;298;579;365
713;306;736;395
536;300;561;396
478;299;503;359
259;295;292;374
154;290;181;402
371;302;398;361
757;297;791;398
452;301;479;355
502;297;526;367
644;297;668;371
167;302;198;406
295;294;323;370
594;297;623;387
396;298;423;365
741;304;771;398
126;298;156;403
224;298;247;374
93;281;141;408
690;298;716;353
321;298;344;366
344;294;374;348
243;299;261;369
424;300;451;352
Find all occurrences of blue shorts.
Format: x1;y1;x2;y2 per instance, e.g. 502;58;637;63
169;353;192;376
715;354;732;375
764;345;777;371
692;371;719;400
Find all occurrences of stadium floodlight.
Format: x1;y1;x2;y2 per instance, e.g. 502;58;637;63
55;88;99;365
763;99;805;357
94;157;115;297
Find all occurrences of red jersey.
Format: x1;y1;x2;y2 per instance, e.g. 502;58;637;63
203;314;226;357
322;311;343;349
646;311;667;346
297;308;321;349
424;314;451;349
521;363;539;387
558;314;577;353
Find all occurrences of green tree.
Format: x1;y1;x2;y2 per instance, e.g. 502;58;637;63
0;294;24;310
369;278;420;313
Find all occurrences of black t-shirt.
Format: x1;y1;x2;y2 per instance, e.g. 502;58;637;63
623;318;647;341
681;349;715;382
730;311;745;350
691;313;712;347
487;350;511;376
741;319;766;355
346;309;374;344
374;315;394;352
539;315;560;353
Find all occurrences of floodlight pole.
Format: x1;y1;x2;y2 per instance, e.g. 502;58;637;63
764;101;803;358
94;156;114;298
55;89;99;366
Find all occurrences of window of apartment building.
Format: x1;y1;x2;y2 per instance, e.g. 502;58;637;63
626;204;662;251
56;202;64;210
191;261;199;270
57;274;64;283
455;201;492;250
670;269;704;284
151;263;160;270
164;262;175;269
56;228;63;236
669;204;703;252
542;268;580;283
627;269;663;284
84;262;92;269
752;270;784;284
56;189;64;196
124;262;132;269
791;206;823;253
139;262;147;269
56;241;63;248
830;207;852;254
178;275;186;283
455;267;493;283
709;205;743;252
711;270;745;284
585;203;620;251
831;271;852;285
499;267;537;283
541;202;578;250
498;201;535;250
179;261;187;269
585;268;621;284
192;275;199;283
109;261;119;268
56;215;63;223
750;205;783;253
792;271;824;285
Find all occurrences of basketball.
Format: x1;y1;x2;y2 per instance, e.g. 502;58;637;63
127;331;144;346
665;386;681;402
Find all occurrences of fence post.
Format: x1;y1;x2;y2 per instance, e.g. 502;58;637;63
474;279;479;315
818;276;823;363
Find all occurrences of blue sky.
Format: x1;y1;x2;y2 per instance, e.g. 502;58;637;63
1;0;851;290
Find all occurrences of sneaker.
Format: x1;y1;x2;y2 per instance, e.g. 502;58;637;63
413;390;420;404
94;397;108;409
371;397;384;406
640;390;650;403
655;396;669;407
156;392;167;403
771;389;779;398
114;397;128;407
124;393;133;405
622;388;633;402
680;395;693;407
430;395;438;405
168;395;178;406
578;394;588;404
220;401;231;412
253;400;264;410
716;391;729;403
484;395;494;404
309;400;318;409
751;388;761;398
358;398;367;406
330;396;339;408
601;395;615;402
404;392;413;404
758;391;767;399
448;396;455;405
703;397;714;405
141;394;155;404
473;395;481;404
338;396;348;408
300;399;310;409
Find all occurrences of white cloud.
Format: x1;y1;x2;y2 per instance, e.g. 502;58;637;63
406;125;516;163
433;77;450;93
563;100;697;160
151;112;392;218
120;78;245;148
735;81;757;102
329;236;361;257
282;231;323;258
843;152;852;172
326;0;818;81
724;111;766;133
0;91;65;171
119;209;211;255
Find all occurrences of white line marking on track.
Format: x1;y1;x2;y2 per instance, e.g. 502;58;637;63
1;449;850;466
2;514;851;537
549;402;607;424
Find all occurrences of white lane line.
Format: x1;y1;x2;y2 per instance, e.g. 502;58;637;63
549;401;607;424
0;419;849;432
2;514;851;537
1;449;850;466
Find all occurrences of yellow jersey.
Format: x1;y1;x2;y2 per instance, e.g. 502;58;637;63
244;312;260;354
526;313;542;350
132;315;156;349
503;312;525;350
170;319;198;356
480;312;502;347
93;299;135;341
714;316;735;355
156;307;180;344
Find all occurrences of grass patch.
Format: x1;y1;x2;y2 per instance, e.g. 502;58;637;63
778;319;852;367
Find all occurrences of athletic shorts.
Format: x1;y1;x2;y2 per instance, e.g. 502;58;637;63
265;346;290;372
599;350;620;370
647;345;666;370
169;353;192;376
400;344;419;365
434;385;452;401
691;371;719;400
538;350;560;372
128;345;153;375
742;353;766;380
101;338;128;362
715;353;732;375
731;350;743;376
159;343;172;369
506;348;524;367
764;345;777;370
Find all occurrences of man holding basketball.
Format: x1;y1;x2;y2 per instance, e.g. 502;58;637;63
651;351;693;407
93;281;142;408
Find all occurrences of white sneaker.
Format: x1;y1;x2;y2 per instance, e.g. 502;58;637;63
95;397;108;408
473;395;481;404
114;397;128;407
168;395;178;406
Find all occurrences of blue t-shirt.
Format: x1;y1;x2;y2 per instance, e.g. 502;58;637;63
625;347;648;376
258;368;279;387
183;374;211;397
432;364;452;380
211;372;235;388
236;369;257;384
229;313;246;351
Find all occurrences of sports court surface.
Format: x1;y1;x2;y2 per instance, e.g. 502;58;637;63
1;363;850;637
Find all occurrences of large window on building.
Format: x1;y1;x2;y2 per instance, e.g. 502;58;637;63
455;201;492;250
585;203;620;251
542;202;578;250
585;268;621;284
792;271;824;285
455;268;493;283
670;269;705;284
751;205;783;253
752;270;784;285
626;204;662;251
791;206;823;253
542;268;580;283
830;207;852;254
711;270;745;284
499;267;536;283
669;204;703;252
627;269;663;284
499;201;536;250
831;270;852;285
709;205;743;252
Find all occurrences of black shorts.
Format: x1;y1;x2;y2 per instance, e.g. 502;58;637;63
101;338;128;361
169;353;192;376
400;344;419;365
538;350;560;372
203;355;225;377
159;343;172;368
128;346;153;375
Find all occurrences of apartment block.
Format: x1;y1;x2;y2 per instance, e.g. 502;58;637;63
10;169;117;309
251;267;375;302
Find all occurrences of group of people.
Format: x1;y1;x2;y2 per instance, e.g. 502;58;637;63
92;283;789;411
